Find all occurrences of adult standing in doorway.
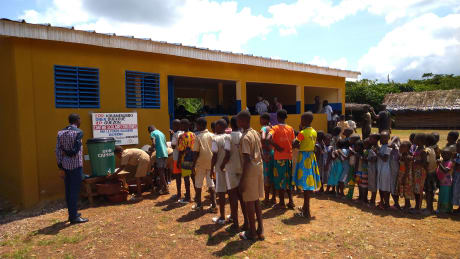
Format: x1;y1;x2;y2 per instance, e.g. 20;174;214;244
55;114;88;224
255;96;268;115
313;96;322;113
361;105;372;140
371;105;392;133
323;100;334;133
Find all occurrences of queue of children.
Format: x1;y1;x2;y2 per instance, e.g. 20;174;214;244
154;110;460;240
320;127;460;215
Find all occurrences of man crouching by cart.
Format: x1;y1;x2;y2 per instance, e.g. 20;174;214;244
113;146;151;201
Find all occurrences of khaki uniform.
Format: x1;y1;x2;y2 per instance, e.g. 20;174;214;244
192;130;215;189
121;149;151;177
239;128;264;202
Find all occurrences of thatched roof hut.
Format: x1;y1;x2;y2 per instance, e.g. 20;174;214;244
383;89;460;129
345;103;371;112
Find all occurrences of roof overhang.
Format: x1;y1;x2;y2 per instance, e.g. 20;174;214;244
0;19;361;79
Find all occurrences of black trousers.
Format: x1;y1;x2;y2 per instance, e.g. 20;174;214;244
64;167;83;221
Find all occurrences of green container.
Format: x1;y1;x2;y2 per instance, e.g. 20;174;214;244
86;137;116;176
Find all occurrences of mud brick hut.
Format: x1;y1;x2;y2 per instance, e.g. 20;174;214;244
383;89;460;129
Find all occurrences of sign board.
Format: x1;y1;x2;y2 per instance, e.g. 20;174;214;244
91;112;139;145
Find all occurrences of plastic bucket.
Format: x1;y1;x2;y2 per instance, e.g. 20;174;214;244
86;137;116;176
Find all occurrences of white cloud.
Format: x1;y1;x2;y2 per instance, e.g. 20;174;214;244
310;56;348;70
268;0;458;35
20;0;272;53
20;0;90;26
331;58;348;70
358;13;460;81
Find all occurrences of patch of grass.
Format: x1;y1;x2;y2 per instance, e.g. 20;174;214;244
37;238;55;246
63;253;75;259
37;233;85;246
57;234;85;245
0;235;21;247
5;247;30;259
50;218;60;224
159;215;169;223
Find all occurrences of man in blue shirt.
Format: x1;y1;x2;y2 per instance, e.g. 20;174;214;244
148;125;169;194
55;114;88;224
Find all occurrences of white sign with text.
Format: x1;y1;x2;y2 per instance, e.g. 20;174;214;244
91;112;139;145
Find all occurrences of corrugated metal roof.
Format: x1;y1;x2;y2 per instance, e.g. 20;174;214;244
0;19;360;79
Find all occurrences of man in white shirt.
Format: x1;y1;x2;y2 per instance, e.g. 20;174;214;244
255;96;268;115
322;100;334;133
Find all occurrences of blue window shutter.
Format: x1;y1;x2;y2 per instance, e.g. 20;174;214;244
54;65;100;108
126;71;160;109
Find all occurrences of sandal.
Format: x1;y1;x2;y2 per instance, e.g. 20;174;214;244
294;211;312;219
239;231;256;241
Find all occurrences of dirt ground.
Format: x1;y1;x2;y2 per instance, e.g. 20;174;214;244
1;128;459;258
1;184;459;259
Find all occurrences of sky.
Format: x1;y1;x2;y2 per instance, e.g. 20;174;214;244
1;0;460;82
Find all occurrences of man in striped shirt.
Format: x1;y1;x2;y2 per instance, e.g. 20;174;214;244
56;114;88;224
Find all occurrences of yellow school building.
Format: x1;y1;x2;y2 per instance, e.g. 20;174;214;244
0;19;360;208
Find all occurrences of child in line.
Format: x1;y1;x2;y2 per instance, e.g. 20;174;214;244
452;142;460;213
337;139;350;197
223;117;248;231
345;134;360;199
412;133;428;213
237;111;264;241
397;141;414;210
424;134;439;214
170;119;183;200
326;137;344;195
315;131;326;193
269;109;296;209
389;136;401;209
177;119;195;204
358;139;370;203
436;147;454;214
349;140;363;200
211;119;231;224
367;133;380;207
377;131;392;209
260;113;275;204
191;117;217;211
292;112;321;218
